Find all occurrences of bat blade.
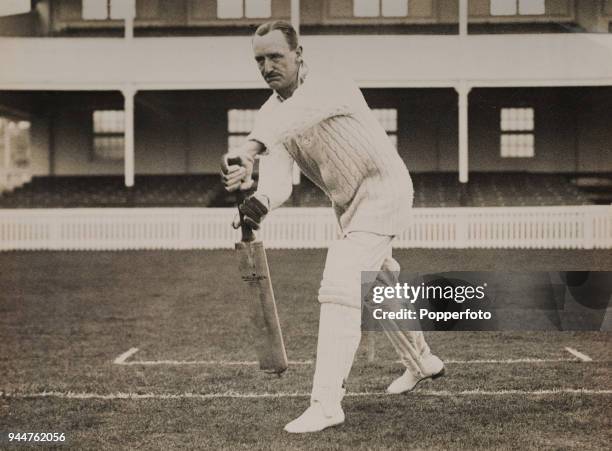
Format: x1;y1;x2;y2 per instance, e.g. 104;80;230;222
236;240;288;375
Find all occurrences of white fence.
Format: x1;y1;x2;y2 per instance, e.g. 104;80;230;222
0;205;610;251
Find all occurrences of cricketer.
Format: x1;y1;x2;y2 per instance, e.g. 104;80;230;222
221;20;445;433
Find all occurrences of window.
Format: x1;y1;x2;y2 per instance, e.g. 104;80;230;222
372;108;398;148
354;0;409;18
227;109;258;150
217;0;271;19
490;0;545;16
0;117;31;169
0;0;30;17
82;0;134;20
93;110;124;161
500;108;534;158
227;108;398;150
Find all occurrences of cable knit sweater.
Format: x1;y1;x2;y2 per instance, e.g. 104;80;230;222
249;64;414;236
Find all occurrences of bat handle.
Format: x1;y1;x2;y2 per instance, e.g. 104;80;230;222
235;190;256;243
227;157;256;243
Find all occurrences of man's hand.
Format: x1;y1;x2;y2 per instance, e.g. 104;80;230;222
221;152;255;192
232;193;270;230
220;141;265;192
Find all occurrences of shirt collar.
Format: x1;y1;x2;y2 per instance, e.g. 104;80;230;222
275;61;309;102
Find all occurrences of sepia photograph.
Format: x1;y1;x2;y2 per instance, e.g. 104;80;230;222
1;0;611;449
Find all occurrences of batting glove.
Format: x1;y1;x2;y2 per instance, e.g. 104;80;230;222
233;193;270;230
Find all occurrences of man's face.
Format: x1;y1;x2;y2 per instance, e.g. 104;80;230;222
252;30;301;96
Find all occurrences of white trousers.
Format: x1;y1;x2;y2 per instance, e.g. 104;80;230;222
311;231;431;413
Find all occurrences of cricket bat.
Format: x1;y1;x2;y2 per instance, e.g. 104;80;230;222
229;159;288;375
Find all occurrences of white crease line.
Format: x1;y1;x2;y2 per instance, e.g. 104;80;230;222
3;389;611;401
119;360;313;366
112;346;591;367
113;347;313;366
117;358;581;366
113;347;139;364
441;358;581;364
564;347;593;362
350;389;612;396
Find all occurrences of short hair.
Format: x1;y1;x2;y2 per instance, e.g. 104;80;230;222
254;20;299;50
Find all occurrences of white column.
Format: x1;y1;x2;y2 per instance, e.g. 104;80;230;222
291;0;300;34
121;2;135;187
123;87;135;187
292;162;301;185
458;0;469;183
459;0;468;36
456;83;471;183
124;0;135;40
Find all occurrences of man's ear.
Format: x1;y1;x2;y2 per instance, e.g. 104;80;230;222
295;45;303;62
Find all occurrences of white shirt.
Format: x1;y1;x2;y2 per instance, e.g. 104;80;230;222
250;63;414;236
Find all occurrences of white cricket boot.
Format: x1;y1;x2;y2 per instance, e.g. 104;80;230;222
284;304;360;433
386;354;445;394
284;400;345;433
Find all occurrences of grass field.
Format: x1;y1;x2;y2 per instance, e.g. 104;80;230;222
1;249;611;450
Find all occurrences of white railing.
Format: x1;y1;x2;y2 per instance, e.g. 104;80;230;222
0;168;31;194
0;205;610;251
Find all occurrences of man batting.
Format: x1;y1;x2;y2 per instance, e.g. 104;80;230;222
221;20;444;433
